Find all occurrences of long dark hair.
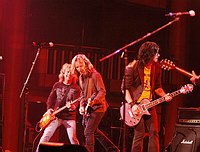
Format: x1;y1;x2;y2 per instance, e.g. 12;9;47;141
137;41;159;67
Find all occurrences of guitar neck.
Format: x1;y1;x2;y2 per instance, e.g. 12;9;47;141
53;97;81;115
175;67;193;78
53;104;68;115
146;89;181;109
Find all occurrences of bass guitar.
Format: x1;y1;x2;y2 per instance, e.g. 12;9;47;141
160;59;193;78
37;96;82;131
120;84;193;127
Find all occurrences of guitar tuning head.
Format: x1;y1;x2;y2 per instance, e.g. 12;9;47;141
180;84;194;94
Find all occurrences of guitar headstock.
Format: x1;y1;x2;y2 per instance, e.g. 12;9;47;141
160;59;175;70
180;84;194;94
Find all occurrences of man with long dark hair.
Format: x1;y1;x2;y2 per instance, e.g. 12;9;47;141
121;41;172;152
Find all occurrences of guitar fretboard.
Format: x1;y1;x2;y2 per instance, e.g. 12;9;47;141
53;96;82;115
145;90;181;109
175;67;193;78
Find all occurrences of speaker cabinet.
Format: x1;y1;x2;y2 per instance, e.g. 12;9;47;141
166;124;200;152
27;102;46;127
39;142;88;152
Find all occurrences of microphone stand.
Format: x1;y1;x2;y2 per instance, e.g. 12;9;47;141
20;47;41;152
99;17;180;152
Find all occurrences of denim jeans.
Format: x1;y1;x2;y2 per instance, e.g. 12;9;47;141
36;118;79;152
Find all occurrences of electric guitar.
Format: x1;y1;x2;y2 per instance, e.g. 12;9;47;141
38;96;82;131
160;59;193;78
84;99;93;117
120;84;193;127
84;93;96;117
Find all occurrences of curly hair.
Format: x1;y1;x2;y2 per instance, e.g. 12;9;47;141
137;41;159;67
71;54;96;76
58;63;78;84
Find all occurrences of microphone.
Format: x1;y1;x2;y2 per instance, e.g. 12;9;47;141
32;41;54;47
165;10;195;17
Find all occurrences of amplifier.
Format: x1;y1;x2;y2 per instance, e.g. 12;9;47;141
178;107;200;124
166;124;200;152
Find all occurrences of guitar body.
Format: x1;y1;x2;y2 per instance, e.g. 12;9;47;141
39;113;56;130
37;96;82;131
120;98;151;127
120;83;194;127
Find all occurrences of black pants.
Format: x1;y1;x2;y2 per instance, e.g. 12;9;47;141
131;107;160;152
83;111;105;152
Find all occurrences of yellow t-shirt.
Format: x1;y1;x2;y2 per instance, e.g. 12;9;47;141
137;67;151;103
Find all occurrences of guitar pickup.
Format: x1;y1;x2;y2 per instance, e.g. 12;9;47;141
128;110;134;117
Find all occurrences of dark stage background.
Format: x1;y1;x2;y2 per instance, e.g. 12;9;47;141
0;0;200;152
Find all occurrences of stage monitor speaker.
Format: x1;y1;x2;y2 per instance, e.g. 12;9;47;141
166;124;200;152
39;142;88;152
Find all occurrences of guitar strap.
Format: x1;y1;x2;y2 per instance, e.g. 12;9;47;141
81;77;93;126
87;78;93;99
79;75;93;99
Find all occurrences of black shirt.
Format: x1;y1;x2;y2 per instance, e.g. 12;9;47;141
47;82;81;120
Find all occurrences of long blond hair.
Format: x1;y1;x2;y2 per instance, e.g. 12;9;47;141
58;63;78;84
71;54;96;76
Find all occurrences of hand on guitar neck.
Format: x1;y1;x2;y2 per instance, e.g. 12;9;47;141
66;102;76;111
160;59;193;78
131;93;172;116
120;84;194;127
160;59;200;86
190;71;200;85
37;97;82;131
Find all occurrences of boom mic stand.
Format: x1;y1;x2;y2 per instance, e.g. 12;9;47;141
20;47;42;152
99;17;180;152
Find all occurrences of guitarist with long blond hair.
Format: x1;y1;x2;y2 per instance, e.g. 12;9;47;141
71;54;109;152
36;63;81;152
121;41;172;152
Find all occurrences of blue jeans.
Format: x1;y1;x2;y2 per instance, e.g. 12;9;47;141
83;111;105;152
131;107;160;152
36;118;79;152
